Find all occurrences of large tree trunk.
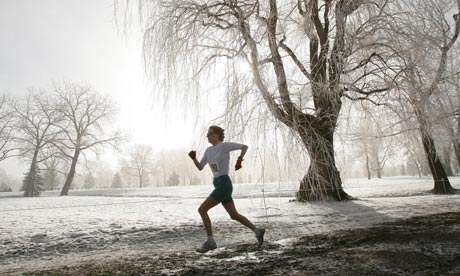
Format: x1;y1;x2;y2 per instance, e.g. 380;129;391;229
61;149;80;196
420;130;455;194
414;105;455;194
442;146;454;177
296;124;352;201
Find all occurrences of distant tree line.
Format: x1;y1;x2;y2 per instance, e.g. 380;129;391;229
0;82;125;197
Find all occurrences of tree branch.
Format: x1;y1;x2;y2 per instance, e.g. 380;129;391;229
279;37;312;80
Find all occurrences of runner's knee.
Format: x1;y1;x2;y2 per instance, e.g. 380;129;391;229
198;205;207;215
229;212;239;220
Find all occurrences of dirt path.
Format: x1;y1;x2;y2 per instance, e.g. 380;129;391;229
6;212;459;276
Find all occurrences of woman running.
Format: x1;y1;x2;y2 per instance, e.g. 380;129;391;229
188;125;265;253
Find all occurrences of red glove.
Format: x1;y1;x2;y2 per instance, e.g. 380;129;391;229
235;159;243;170
188;150;196;160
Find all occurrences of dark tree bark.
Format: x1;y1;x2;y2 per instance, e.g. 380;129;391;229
442;146;454;177
60;147;80;196
420;133;454;194
415;106;455;194
297;119;350;200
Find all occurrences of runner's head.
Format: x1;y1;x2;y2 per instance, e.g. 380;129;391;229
207;126;225;141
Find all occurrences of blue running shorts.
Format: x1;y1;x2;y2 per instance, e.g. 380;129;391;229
210;175;233;205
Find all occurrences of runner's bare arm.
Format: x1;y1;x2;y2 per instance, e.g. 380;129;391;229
238;145;248;160
193;158;203;171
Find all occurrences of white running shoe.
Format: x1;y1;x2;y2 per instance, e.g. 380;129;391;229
255;228;265;247
196;240;217;253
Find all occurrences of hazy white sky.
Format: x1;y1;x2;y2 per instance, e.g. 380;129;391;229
0;1;196;144
0;0;196;175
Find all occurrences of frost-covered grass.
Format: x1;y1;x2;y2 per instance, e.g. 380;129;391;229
0;176;459;275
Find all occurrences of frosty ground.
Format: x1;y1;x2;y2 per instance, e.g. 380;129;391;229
0;177;459;275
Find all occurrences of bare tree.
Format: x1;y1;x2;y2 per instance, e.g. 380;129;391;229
121;144;155;188
52;83;125;196
367;111;395;179
437;57;460;173
129;0;396;201
0;94;17;162
402;132;428;178
380;0;460;193
12;92;63;197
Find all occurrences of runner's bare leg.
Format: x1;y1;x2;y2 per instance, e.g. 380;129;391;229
198;196;219;236
223;201;255;230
